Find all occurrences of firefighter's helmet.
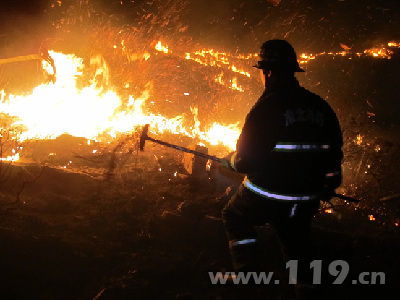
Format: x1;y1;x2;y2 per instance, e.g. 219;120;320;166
253;39;305;72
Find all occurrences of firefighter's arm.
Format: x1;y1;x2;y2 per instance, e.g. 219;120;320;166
225;101;279;173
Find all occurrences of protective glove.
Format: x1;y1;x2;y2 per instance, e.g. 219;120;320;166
220;158;232;169
220;152;236;171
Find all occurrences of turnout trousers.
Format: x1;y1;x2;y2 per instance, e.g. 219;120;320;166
222;184;320;282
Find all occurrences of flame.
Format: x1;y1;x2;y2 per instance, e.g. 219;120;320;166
230;65;251;77
388;42;400;47
363;47;392;59
201;123;241;151
299;42;399;65
354;134;363;146
0;152;19;162
184;41;400;73
299;53;316;64
183;41;400;89
230;77;244;92
3;40;398;162
215;72;224;85
0;50;240;162
185;49;251;80
155;41;169;54
0;51;122;141
213;72;244;92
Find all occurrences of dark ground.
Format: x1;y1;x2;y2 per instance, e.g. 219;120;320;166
0;145;398;300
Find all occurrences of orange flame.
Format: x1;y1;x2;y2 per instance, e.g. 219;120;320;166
155;41;169;54
355;134;363;146
3;40;398;162
0;50;240;161
299;42;399;64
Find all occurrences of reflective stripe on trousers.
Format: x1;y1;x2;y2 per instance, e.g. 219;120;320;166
243;177;318;201
230;238;257;247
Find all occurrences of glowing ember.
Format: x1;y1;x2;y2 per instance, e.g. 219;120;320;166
299;53;316;64
354;134;363;145
369;215;376;221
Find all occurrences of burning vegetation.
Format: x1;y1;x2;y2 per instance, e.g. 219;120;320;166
0;0;399;299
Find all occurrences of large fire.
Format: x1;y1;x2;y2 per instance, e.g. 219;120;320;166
1;52;122;142
0;49;241;162
0;40;399;162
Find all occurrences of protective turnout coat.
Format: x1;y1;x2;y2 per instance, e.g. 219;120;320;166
229;77;343;201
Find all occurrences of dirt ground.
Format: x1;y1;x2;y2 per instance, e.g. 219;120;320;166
0;147;398;300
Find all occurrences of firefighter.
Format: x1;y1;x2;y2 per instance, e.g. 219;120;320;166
221;40;343;287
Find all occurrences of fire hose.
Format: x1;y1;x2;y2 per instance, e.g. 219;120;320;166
139;124;359;203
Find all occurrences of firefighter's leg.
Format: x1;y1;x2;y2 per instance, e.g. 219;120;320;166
273;202;321;298
222;185;260;272
274;201;320;280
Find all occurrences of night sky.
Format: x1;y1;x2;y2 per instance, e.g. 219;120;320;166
0;0;399;54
